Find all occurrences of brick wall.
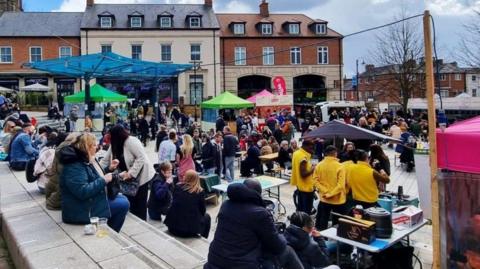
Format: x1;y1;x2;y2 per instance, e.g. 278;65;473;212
0;37;80;72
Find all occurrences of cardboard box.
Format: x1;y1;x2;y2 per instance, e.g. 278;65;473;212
337;215;376;244
392;205;423;228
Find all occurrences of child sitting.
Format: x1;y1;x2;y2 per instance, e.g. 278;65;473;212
147;161;174;221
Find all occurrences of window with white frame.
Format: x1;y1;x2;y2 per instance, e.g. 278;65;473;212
233;23;245;35
317;46;328;64
261;23;272;35
100;17;112;28
0;47;12;63
30;47;42;62
189;75;203;105
455;73;462;80
190;44;201;61
440;74;447;81
160;17;172;28
189;17;201;28
440;89;449;98
59;46;72;58
288;23;300;34
161;44;172;62
234;47;246;65
316;23;326;34
290;47;301;64
131;45;142;60
130;17;142;28
101;44;112;54
263;47;274;65
473;89;477;97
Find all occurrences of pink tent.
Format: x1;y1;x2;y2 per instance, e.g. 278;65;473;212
437;116;480;174
246;89;273;103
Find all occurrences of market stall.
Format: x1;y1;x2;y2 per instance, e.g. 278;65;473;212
436;116;480;268
201;91;254;133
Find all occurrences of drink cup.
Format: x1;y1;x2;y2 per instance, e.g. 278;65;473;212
96;218;109;238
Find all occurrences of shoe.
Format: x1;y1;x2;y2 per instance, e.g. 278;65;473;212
310;208;317;215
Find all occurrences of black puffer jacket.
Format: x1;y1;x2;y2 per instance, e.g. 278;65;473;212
284;224;330;269
204;183;286;269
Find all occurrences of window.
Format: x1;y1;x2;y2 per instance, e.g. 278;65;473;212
101;44;112;54
130;17;142;28
317;46;328;64
234;47;246;65
440;89;449;98
262;47;274;65
455;73;461;80
189;17;201;28
233;23;245;35
100;17;112;28
59;46;72;58
190;44;201;61
472;75;476;81
440;74;447;81
261;24;272;35
131;45;142;60
316;23;326;34
30;47;42;62
189;75;203;105
473;89;477;97
160;17;172;28
290;47;301;64
289;23;300;34
161;44;172;62
0;47;12;63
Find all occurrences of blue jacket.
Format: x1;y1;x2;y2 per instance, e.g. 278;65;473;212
205;183;286;269
9;132;39;163
147;172;173;216
59;146;110;224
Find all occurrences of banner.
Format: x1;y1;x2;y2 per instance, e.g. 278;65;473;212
256;94;293;107
272;76;286;95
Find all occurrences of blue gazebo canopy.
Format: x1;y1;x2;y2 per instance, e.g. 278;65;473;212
25;52;192;79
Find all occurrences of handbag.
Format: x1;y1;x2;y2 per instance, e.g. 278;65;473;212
118;169;142;197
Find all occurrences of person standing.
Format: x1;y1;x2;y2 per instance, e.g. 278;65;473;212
69;105;78;132
158;129;178;164
213;132;223;178
177;134;196;182
215;114;226;134
223;126;239;182
313;146;346;230
290;139;316;214
101;125;155;220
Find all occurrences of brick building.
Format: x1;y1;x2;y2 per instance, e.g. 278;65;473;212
0;12;82;108
0;0;21;12
217;0;343;107
356;59;467;108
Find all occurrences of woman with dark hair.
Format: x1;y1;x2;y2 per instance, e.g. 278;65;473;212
100;124;155;220
370;144;391;192
339;142;355;163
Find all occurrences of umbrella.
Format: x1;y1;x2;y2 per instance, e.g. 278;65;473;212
302;120;400;142
20;83;50;92
201;91;254;109
64;84;127;103
0;86;14;93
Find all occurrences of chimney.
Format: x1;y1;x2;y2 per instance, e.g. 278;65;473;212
87;0;94;7
259;0;269;17
365;64;375;72
204;0;212;7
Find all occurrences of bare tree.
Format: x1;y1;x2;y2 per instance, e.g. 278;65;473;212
369;14;424;111
458;11;480;67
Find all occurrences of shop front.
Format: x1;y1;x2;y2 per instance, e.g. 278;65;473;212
55;77;76;110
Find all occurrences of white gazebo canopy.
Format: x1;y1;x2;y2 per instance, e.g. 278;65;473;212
0;86;14;93
20;83;50;92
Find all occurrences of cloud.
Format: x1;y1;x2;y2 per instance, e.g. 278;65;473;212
426;0;480;16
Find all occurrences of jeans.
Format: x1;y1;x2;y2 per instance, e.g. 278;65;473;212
296;190;314;214
315;201;346;230
224;156;235;182
108;194;130;232
205;168;216;175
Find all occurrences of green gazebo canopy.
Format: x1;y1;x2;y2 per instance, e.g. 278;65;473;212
201;91;254;109
64;84;127;103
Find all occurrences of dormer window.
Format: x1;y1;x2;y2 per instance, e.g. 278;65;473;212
100;17;112;28
315;23;326;34
233;23;245;35
189;17;201;28
130;17;142;28
289;23;300;34
261;23;272;35
160;17;172;28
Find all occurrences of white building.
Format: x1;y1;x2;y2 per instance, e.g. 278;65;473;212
80;0;221;105
465;68;480;97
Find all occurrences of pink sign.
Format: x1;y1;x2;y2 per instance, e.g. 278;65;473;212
273;76;286;95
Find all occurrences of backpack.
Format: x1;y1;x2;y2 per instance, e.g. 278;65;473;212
25;158;39;183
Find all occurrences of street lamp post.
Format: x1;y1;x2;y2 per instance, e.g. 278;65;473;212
356;59;360;101
193;60;198;122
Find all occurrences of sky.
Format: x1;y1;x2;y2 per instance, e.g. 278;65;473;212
22;0;480;76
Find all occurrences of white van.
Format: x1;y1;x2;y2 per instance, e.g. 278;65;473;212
314;101;365;122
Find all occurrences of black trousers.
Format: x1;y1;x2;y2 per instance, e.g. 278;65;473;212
296;190;314;214
315;201;347;230
168;213;211;239
125;183;149;220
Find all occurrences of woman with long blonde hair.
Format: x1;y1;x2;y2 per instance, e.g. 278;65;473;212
177;134;196;182
165;170;211;238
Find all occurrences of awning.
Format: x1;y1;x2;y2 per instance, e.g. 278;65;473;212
20;83;50;92
0;86;14;93
246;89;273;103
64;84;127;103
201;91;254;109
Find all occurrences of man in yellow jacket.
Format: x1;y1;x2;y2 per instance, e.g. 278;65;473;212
290;139;316;214
313;145;346;230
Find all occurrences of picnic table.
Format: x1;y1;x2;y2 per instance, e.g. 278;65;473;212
259;152;278;162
